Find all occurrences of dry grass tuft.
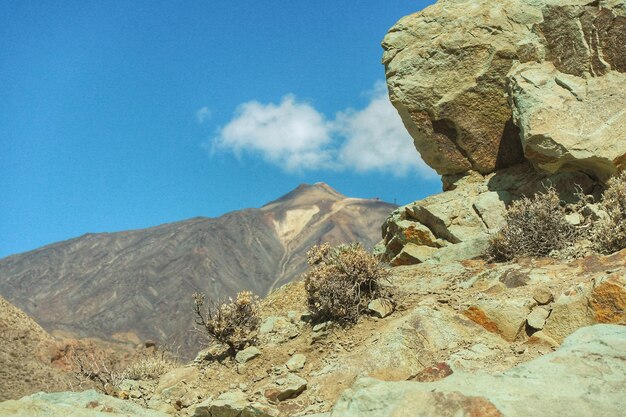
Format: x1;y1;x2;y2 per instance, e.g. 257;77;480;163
121;354;177;381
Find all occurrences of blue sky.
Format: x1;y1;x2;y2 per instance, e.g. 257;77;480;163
0;1;438;258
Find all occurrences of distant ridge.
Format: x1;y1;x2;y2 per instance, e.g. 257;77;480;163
0;183;396;357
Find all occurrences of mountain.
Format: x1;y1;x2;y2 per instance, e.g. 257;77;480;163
0;183;395;356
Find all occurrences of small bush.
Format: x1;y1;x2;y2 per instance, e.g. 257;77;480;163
121;354;177;381
303;243;391;323
487;185;584;261
70;345;179;392
193;290;260;356
592;171;626;254
70;348;125;392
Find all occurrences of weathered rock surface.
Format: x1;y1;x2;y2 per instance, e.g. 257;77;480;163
367;298;394;318
235;346;262;364
543;273;626;342
378;165;596;265
464;297;535;342
383;0;626;177
526;306;550;330
328;325;626;417
0;390;169;417
190;391;277;417
510;62;626;181
264;374;307;402
286;354;307;371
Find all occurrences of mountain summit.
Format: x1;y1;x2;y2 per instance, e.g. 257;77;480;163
0;184;395;356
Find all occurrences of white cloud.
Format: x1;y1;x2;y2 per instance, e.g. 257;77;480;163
196;107;211;123
210;82;436;177
334;82;430;176
212;96;334;171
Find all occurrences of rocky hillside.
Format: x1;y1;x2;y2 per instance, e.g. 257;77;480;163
1;0;625;415
2;248;623;416
0;294;74;401
0;183;395;357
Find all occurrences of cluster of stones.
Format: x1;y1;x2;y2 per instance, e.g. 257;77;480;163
378;0;626;265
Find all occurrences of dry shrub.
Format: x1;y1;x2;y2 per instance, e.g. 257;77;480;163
193;290;260;356
121;353;178;381
487;185;584;262
70;348;125;393
70;345;179;392
303;243;391;324
592;171;626;254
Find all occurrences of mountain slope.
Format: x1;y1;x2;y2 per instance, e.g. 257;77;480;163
0;183;395;356
0;294;73;400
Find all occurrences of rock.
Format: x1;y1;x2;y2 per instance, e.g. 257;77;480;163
472;191;510;230
328;325;626;417
0;390;169;417
155;366;199;394
527;306;550;330
235;346;261;364
542;283;595;343
510;62;626;181
590;274;626;324
379;162;598;265
381;173;508;264
464;297;535;342
390;243;437;266
159;380;204;410
286;354;307;371
541;274;625;343
532;287;553;305
423;238;490;264
316;303;507;381
264;374;308;402
367;298;394;318
259;316;300;344
194;343;229;362
382;0;625;177
527;330;559;348
190;391;277;417
311;321;333;342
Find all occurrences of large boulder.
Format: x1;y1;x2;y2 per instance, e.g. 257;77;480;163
0;390;169;417
328;324;626;417
382;0;625;178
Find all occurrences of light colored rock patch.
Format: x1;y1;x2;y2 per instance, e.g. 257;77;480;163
0;390;169;417
510;62;626;181
273;206;320;244
329;325;626;417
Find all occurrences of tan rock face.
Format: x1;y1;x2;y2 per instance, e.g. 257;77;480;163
509;62;626;181
383;0;625;177
590;274;626;324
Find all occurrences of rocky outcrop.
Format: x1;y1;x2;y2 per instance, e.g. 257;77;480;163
378;166;596;265
380;0;625;264
0;390;169;417
328;324;626;417
383;0;625;178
